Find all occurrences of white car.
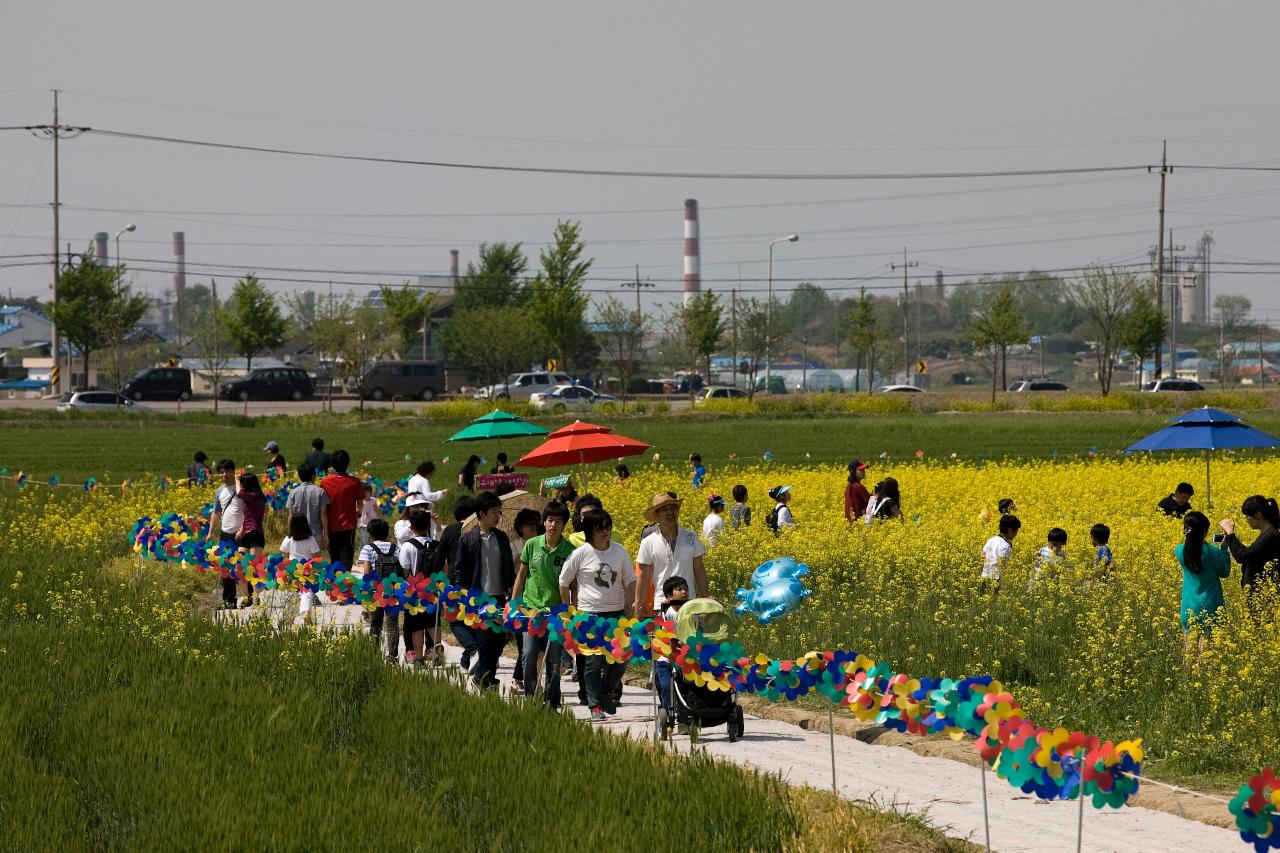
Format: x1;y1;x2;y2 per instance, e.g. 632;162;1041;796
1140;379;1205;392
474;371;574;401
529;384;615;413
875;384;926;394
57;391;153;412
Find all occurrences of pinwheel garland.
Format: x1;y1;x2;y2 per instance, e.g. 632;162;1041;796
129;512;1147;810
1230;768;1280;852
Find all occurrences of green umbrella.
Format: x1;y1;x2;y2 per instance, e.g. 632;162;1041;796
446;409;550;442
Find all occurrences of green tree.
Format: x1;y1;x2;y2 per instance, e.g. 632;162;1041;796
674;292;727;383
186;281;231;414
595;296;650;410
173;283;213;341
454;243;529;310
528;220;592;369
1067;266;1141;396
1119;289;1165;387
735;297;790;400
969;283;1026;402
441;306;548;388
223;275;288;372
785;282;831;330
840;289;882;393
47;253;141;388
379;282;437;356
101;286;150;393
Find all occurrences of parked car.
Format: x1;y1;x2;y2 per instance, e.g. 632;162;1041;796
1009;380;1070;392
876;384;926;394
219;367;314;401
697;385;748;402
529;384;616;413
358;361;444;401
1141;379;1206;392
474;371;573;400
57;391;152;412
121;366;193;401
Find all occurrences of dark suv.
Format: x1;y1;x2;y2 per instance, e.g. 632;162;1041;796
358;361;444;401
121;367;193;401
1009;380;1070;392
219;367;313;401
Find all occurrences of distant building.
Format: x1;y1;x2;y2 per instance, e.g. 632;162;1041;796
0;305;52;350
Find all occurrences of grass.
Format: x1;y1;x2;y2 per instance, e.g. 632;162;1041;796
6;407;1280;483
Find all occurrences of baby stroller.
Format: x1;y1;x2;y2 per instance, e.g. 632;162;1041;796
655;598;746;743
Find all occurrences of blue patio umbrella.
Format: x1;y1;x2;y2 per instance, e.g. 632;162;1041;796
1125;407;1280;507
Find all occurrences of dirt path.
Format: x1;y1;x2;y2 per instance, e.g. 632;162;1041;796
250;602;1240;852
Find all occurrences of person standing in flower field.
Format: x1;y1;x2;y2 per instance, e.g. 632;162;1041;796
406;460;448;506
187;450;210;485
1219;494;1280;601
766;485;795;532
730;484;751;529
844;460;870;523
870;477;902;522
702;494;726;547
981;514;1021;592
263;441;286;475
1032;527;1068;584
636;492;707;618
1158;482;1195;518
1091;523;1114;574
690;453;707;491
1176;510;1231;657
304;437;331;475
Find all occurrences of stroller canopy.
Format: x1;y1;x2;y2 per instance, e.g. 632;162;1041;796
675;598;731;643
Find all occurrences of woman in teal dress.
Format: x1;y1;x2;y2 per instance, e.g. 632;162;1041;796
1175;511;1231;657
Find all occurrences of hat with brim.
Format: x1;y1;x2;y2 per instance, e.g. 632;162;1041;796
643;492;684;523
406;495;431;508
264;441;279;452
768;485;793;500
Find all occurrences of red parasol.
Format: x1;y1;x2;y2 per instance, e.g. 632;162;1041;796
517;421;651;468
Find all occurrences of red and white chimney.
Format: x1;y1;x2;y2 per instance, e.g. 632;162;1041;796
683;199;700;305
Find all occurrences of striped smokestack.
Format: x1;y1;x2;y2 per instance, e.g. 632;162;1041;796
172;232;186;299
683;198;700;305
94;232;109;265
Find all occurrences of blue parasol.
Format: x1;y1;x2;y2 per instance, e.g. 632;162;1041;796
1125;407;1280;507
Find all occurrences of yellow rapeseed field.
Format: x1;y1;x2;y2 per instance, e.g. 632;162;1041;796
594;457;1280;779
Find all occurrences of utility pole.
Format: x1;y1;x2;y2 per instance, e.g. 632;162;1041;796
889;247;918;386
211;278;221;415
1259;317;1267;389
1167;229;1185;376
619;264;653;391
732;263;740;389
1153;141;1169;378
28;90;88;396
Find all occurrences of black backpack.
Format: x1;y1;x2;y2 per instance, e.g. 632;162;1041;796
372;543;402;579
400;537;438;578
765;503;783;533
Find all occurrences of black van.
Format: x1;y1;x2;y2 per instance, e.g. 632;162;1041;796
219;367;313;401
358;362;444;401
121;367;193;401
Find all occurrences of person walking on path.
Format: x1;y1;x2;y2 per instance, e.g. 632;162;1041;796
1177;511;1231;656
513;501;574;708
1159;482;1195;518
1219;494;1280;598
321;450;364;568
452;491;516;688
435;496;477;670
635;492;707;618
286;463;329;550
399;507;441;667
208;458;244;610
559;508;635;720
235;471;268;607
304;438;331;475
844;460;870;523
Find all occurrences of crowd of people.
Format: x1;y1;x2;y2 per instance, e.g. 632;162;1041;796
189;438;1280;718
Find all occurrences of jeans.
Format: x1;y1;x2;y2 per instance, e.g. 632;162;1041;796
370;608;400;661
328;529;356;569
582;609;625;710
218;531;238;604
511;631;525;689
450;620;507;687
654;659;674;710
521;633;563;708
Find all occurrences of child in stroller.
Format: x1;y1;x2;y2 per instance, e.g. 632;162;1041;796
655;594;746;743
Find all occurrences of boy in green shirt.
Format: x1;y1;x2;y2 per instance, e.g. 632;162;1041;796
514;500;575;708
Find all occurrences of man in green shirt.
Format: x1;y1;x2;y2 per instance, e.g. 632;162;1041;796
514;500;575;708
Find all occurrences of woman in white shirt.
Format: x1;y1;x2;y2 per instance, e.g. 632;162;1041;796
558;508;635;721
702;494;726;547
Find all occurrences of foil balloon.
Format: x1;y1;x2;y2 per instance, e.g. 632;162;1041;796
734;557;811;624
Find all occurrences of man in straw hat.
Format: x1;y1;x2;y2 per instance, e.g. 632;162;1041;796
635;492;707;618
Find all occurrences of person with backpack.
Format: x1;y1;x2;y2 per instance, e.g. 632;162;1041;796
356;518;403;663
766;485;795;533
513;501;574;708
398;507;441;668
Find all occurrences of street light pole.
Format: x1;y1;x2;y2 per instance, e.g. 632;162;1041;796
114;223;136;275
765;234;799;392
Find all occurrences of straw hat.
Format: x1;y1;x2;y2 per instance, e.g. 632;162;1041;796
643;492;684;523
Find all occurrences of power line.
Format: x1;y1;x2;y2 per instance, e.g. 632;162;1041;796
80;127;1155;181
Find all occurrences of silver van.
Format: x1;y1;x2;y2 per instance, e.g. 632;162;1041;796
358;362;444;401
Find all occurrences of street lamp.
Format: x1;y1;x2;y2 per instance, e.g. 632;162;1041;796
765;234;799;392
114;223;136;271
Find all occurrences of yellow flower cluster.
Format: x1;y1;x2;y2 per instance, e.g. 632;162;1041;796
593;457;1280;776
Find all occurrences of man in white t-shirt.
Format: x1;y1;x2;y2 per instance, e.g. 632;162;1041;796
981;514;1021;587
635;492;707;617
406;460;448;507
207;458;244;609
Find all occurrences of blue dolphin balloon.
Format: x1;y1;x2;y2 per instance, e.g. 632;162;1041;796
735;557;812;624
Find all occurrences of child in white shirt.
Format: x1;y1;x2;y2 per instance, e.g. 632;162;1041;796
280;515;322;624
981;514;1021;591
702;494;726;547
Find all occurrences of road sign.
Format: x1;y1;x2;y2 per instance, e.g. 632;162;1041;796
915;360;928;374
546;358;558;372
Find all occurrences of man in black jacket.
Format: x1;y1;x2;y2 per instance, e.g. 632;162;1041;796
435;496;477;668
450;491;514;688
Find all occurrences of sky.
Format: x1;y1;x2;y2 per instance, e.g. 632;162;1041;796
4;1;1280;318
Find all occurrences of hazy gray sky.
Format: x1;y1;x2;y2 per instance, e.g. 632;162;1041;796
4;1;1280;316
